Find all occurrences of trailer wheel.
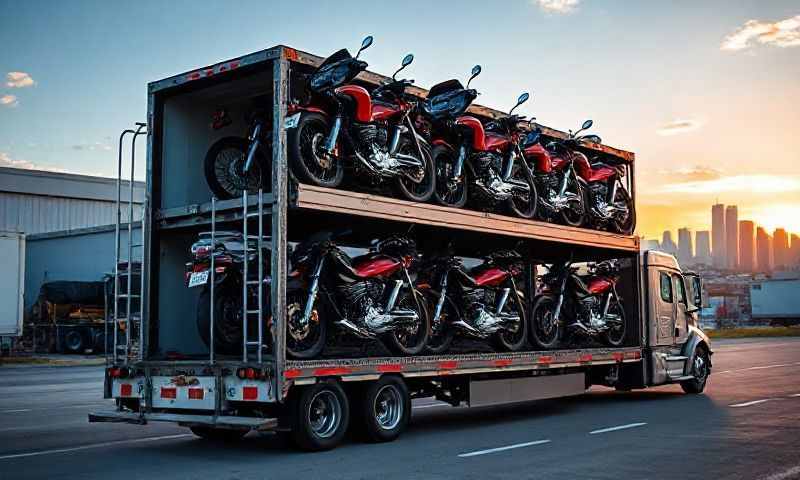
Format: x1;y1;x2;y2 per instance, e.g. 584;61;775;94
190;426;248;441
354;376;410;443
290;381;349;451
680;346;710;394
64;328;85;354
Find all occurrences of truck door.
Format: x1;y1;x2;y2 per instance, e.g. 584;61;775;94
672;274;689;345
652;270;675;346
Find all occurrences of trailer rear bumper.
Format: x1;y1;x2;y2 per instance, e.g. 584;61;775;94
88;411;278;431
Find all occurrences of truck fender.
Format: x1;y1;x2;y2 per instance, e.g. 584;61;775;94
681;325;713;376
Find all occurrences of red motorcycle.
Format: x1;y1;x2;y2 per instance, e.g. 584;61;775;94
522;120;635;234
286;37;435;202
529;260;626;349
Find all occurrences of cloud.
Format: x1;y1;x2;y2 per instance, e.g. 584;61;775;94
534;0;580;14
72;142;113;152
721;15;800;51
658;166;724;182
0;152;69;173
656;118;705;136
5;71;35;88
0;94;18;107
659;174;800;195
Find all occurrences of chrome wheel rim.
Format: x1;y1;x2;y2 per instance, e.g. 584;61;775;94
694;354;707;380
307;390;341;438
374;385;403;430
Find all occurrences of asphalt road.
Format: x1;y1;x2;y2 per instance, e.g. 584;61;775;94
1;337;799;480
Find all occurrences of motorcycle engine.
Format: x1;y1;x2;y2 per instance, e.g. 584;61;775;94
471;152;507;204
339;280;385;319
354;124;388;153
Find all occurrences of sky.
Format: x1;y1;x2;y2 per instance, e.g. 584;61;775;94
1;0;798;239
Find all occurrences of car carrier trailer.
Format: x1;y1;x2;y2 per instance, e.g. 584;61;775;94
88;45;712;451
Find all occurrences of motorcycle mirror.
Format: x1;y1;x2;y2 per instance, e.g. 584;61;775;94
356;35;374;59
467;64;482;88
581;119;593;130
392;53;414;80
509;92;530;114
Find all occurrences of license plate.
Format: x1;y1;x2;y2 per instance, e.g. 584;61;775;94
188;270;209;288
284;112;301;129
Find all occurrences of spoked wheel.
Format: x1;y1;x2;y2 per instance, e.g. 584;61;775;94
602;300;626;347
432;145;468;208
384;290;430;355
286;288;326;359
290;381;350;451
491;289;528;351
288;112;344;188
197;285;243;355
507;166;538;219
529;295;561;349
396;138;435;202
612;187;636;235
204;137;268;199
560;180;587;227
355;376;411;443
680;346;710;394
423;293;457;355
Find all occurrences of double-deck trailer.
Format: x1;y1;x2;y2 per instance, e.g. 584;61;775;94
89;45;713;450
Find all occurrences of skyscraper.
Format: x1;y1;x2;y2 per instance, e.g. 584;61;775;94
695;231;711;265
725;206;738;269
677;228;693;264
711;203;726;268
738;220;755;272
756;227;772;272
661;230;677;256
773;228;790;269
791;234;800;266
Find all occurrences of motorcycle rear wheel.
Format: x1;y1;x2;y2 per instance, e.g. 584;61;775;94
288;112;344;188
197;284;244;355
395;139;436;202
612;188;636;235
491;290;528;352
507;167;538;219
529;294;561;349
602;300;626;347
204;136;269;199
383;289;430;356
286;287;327;359
432;145;468;208
560;179;587;228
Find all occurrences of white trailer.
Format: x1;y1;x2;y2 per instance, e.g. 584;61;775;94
0;232;25;345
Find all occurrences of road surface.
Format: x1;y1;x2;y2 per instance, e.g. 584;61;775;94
1;337;799;480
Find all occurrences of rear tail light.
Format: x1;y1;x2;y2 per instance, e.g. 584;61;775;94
237;367;266;380
108;367;130;379
188;388;204;400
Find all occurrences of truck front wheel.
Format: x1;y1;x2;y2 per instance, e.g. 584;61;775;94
354;376;410;443
290;381;350;451
680;346;710;394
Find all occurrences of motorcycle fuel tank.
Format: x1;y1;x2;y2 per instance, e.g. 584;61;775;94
371;102;402;122
353;255;402;278
455;115;487;151
484;132;511;152
586;276;613;294
334;84;372;123
587;165;617;183
471;266;510;287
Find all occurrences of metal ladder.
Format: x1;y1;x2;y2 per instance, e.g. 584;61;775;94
207;189;268;364
112;123;147;364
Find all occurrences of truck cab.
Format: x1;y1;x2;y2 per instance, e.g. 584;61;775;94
641;250;712;392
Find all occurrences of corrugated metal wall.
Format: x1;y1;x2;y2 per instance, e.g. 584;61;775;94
0;192;142;235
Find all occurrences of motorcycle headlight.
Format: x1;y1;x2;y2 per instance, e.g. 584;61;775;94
310;62;357;92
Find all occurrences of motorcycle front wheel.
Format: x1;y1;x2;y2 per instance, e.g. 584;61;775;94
602;299;626;347
383;289;430;356
395;139;436;202
204;137;269;200
528;294;561;349
507;166;538;219
288;112;344;188
286;287;327;359
612;188;636;235
491;289;528;352
197;283;244;355
560;179;588;228
432;145;468;208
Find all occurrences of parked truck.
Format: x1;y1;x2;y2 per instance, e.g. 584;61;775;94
750;277;800;326
89;45;712;451
0;231;25;354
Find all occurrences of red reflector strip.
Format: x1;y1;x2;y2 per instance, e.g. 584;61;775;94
538;356;553;365
242;386;258;401
120;384;132;396
284;369;302;379
492;359;513;367
579;354;593;363
625;351;641;360
312;367;352;377
377;364;403;373
160;387;177;399
438;361;458;370
612;352;624;362
188;388;204;400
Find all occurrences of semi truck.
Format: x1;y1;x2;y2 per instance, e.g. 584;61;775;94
89;45;712;451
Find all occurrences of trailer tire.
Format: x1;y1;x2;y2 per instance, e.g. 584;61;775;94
190;426;248;441
680;346;709;394
354;376;410;443
64;328;85;354
290;381;349;451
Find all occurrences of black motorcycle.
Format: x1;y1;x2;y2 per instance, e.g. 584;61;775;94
186;231;270;354
418;248;528;354
286;231;429;359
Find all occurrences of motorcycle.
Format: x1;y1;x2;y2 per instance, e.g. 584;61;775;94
522;120;635;234
418;247;528;354
203;104;272;199
286;37;436;202
286;231;429;359
185;231;270;354
529;259;626;349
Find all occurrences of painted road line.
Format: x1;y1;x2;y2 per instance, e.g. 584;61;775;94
0;409;32;413
459;439;551;458
729;399;774;408
759;464;800;480
589;422;647;435
0;434;193;461
717;364;796;375
0;403;110;414
413;403;450;410
789;394;800;398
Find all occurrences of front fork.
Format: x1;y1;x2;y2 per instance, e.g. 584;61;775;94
553;273;569;320
432;271;450;324
325;116;343;154
243;122;262;173
453;144;467;180
300;256;326;327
